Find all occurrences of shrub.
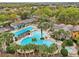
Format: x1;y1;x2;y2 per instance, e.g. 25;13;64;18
49;44;58;53
37;45;49;56
61;48;68;57
6;44;16;54
67;40;73;46
63;40;73;46
25;44;36;50
32;38;37;42
40;37;44;40
60;38;65;41
35;44;58;56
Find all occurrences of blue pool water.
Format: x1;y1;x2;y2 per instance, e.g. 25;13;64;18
13;26;33;37
33;40;53;46
13;26;54;47
32;31;47;40
19;37;53;47
19;31;53;47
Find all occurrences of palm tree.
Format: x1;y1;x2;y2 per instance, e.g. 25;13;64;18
38;17;47;39
40;23;43;39
39;18;55;40
33;6;55;39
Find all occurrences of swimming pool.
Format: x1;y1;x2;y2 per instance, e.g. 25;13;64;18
32;31;47;40
13;26;54;47
19;31;53;47
13;26;33;37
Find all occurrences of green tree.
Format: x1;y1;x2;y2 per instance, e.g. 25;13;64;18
61;48;68;57
49;44;58;54
20;11;31;20
33;6;53;17
37;45;49;56
52;29;70;40
56;7;79;25
62;40;73;46
0;14;9;22
38;17;45;39
6;43;17;54
0;32;14;51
